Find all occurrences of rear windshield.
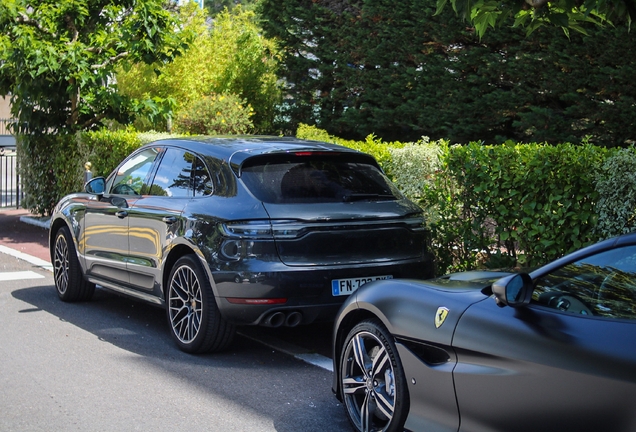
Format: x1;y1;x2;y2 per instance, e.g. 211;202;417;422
240;155;403;203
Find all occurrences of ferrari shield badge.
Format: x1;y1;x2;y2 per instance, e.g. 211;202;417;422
435;307;449;328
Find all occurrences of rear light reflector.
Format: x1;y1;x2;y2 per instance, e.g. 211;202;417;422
226;297;287;305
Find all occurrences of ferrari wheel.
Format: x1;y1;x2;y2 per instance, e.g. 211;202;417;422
166;255;235;353
340;319;409;432
52;226;95;302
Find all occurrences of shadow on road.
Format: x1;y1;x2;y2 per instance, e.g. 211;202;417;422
11;284;350;432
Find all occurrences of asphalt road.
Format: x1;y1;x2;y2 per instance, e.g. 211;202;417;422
0;252;351;431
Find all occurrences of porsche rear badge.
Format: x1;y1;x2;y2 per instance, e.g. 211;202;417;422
435;307;449;328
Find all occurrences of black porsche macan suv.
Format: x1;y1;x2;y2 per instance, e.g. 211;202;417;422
50;136;435;353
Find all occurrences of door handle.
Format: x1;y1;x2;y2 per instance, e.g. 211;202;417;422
163;216;177;224
115;210;128;219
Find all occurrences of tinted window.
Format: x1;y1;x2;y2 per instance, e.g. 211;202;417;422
110;148;161;195
192;157;213;197
240;156;402;203
150;148;195;198
533;246;636;320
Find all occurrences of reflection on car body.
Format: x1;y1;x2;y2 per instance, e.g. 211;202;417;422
49;136;435;354
333;233;636;432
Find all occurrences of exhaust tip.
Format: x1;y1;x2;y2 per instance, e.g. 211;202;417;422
285;311;303;327
262;311;285;328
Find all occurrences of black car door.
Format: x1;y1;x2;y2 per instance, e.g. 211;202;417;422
83;147;161;286
126;147;195;296
452;245;636;432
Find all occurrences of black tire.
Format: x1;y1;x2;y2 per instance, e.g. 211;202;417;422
340;319;409;432
52;225;95;302
166;255;235;353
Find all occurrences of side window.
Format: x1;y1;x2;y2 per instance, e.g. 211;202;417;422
110;148;162;195
149;148;194;198
533;246;636;320
192;157;213;197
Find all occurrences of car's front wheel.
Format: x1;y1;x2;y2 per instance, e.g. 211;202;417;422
52;225;95;302
166;255;235;353
340;318;409;432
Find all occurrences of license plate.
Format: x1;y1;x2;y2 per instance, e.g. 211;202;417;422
332;275;393;296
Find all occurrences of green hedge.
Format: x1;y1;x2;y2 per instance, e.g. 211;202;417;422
438;142;608;271
594;147;636;238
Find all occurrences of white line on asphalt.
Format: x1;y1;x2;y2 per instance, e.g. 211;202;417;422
0;270;45;281
0;245;53;272
238;330;333;372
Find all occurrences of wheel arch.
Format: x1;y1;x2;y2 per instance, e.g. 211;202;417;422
162;244;219;302
333;307;390;402
49;216;74;262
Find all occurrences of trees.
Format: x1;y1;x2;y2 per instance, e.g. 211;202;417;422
116;4;281;132
0;0;191;135
437;0;636;38
259;0;636;147
0;0;191;215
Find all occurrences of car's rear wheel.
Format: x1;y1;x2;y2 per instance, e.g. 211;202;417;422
340;318;409;432
166;255;235;353
52;226;95;302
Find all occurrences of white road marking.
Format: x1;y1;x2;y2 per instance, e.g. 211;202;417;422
0;270;45;281
0;244;53;272
238;330;333;372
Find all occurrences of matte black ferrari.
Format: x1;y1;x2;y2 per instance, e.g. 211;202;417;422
333;233;636;432
49;136;434;354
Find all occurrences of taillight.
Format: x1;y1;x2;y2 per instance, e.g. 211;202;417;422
218;220;305;261
404;214;427;231
220;220;306;240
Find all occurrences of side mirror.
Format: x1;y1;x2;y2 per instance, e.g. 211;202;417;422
85;177;105;195
492;273;533;308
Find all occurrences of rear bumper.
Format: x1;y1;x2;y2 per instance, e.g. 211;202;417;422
211;257;434;325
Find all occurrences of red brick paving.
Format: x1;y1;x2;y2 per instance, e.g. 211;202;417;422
0;208;50;263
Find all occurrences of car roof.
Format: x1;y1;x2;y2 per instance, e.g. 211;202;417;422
148;136;365;169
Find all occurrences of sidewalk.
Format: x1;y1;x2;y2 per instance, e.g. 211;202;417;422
0;208;51;264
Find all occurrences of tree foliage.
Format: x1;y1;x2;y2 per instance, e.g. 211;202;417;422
259;0;636;147
437;0;636;38
0;0;191;135
117;4;281;132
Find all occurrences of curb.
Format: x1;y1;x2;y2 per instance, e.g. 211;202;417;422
0;214;52;272
19;215;51;230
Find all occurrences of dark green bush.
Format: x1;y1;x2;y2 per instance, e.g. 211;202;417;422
594;147;636;239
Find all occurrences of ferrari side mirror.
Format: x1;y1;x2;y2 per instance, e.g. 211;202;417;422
492;273;533;308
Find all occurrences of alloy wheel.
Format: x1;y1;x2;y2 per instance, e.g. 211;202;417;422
54;233;70;295
342;330;396;432
168;264;203;344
